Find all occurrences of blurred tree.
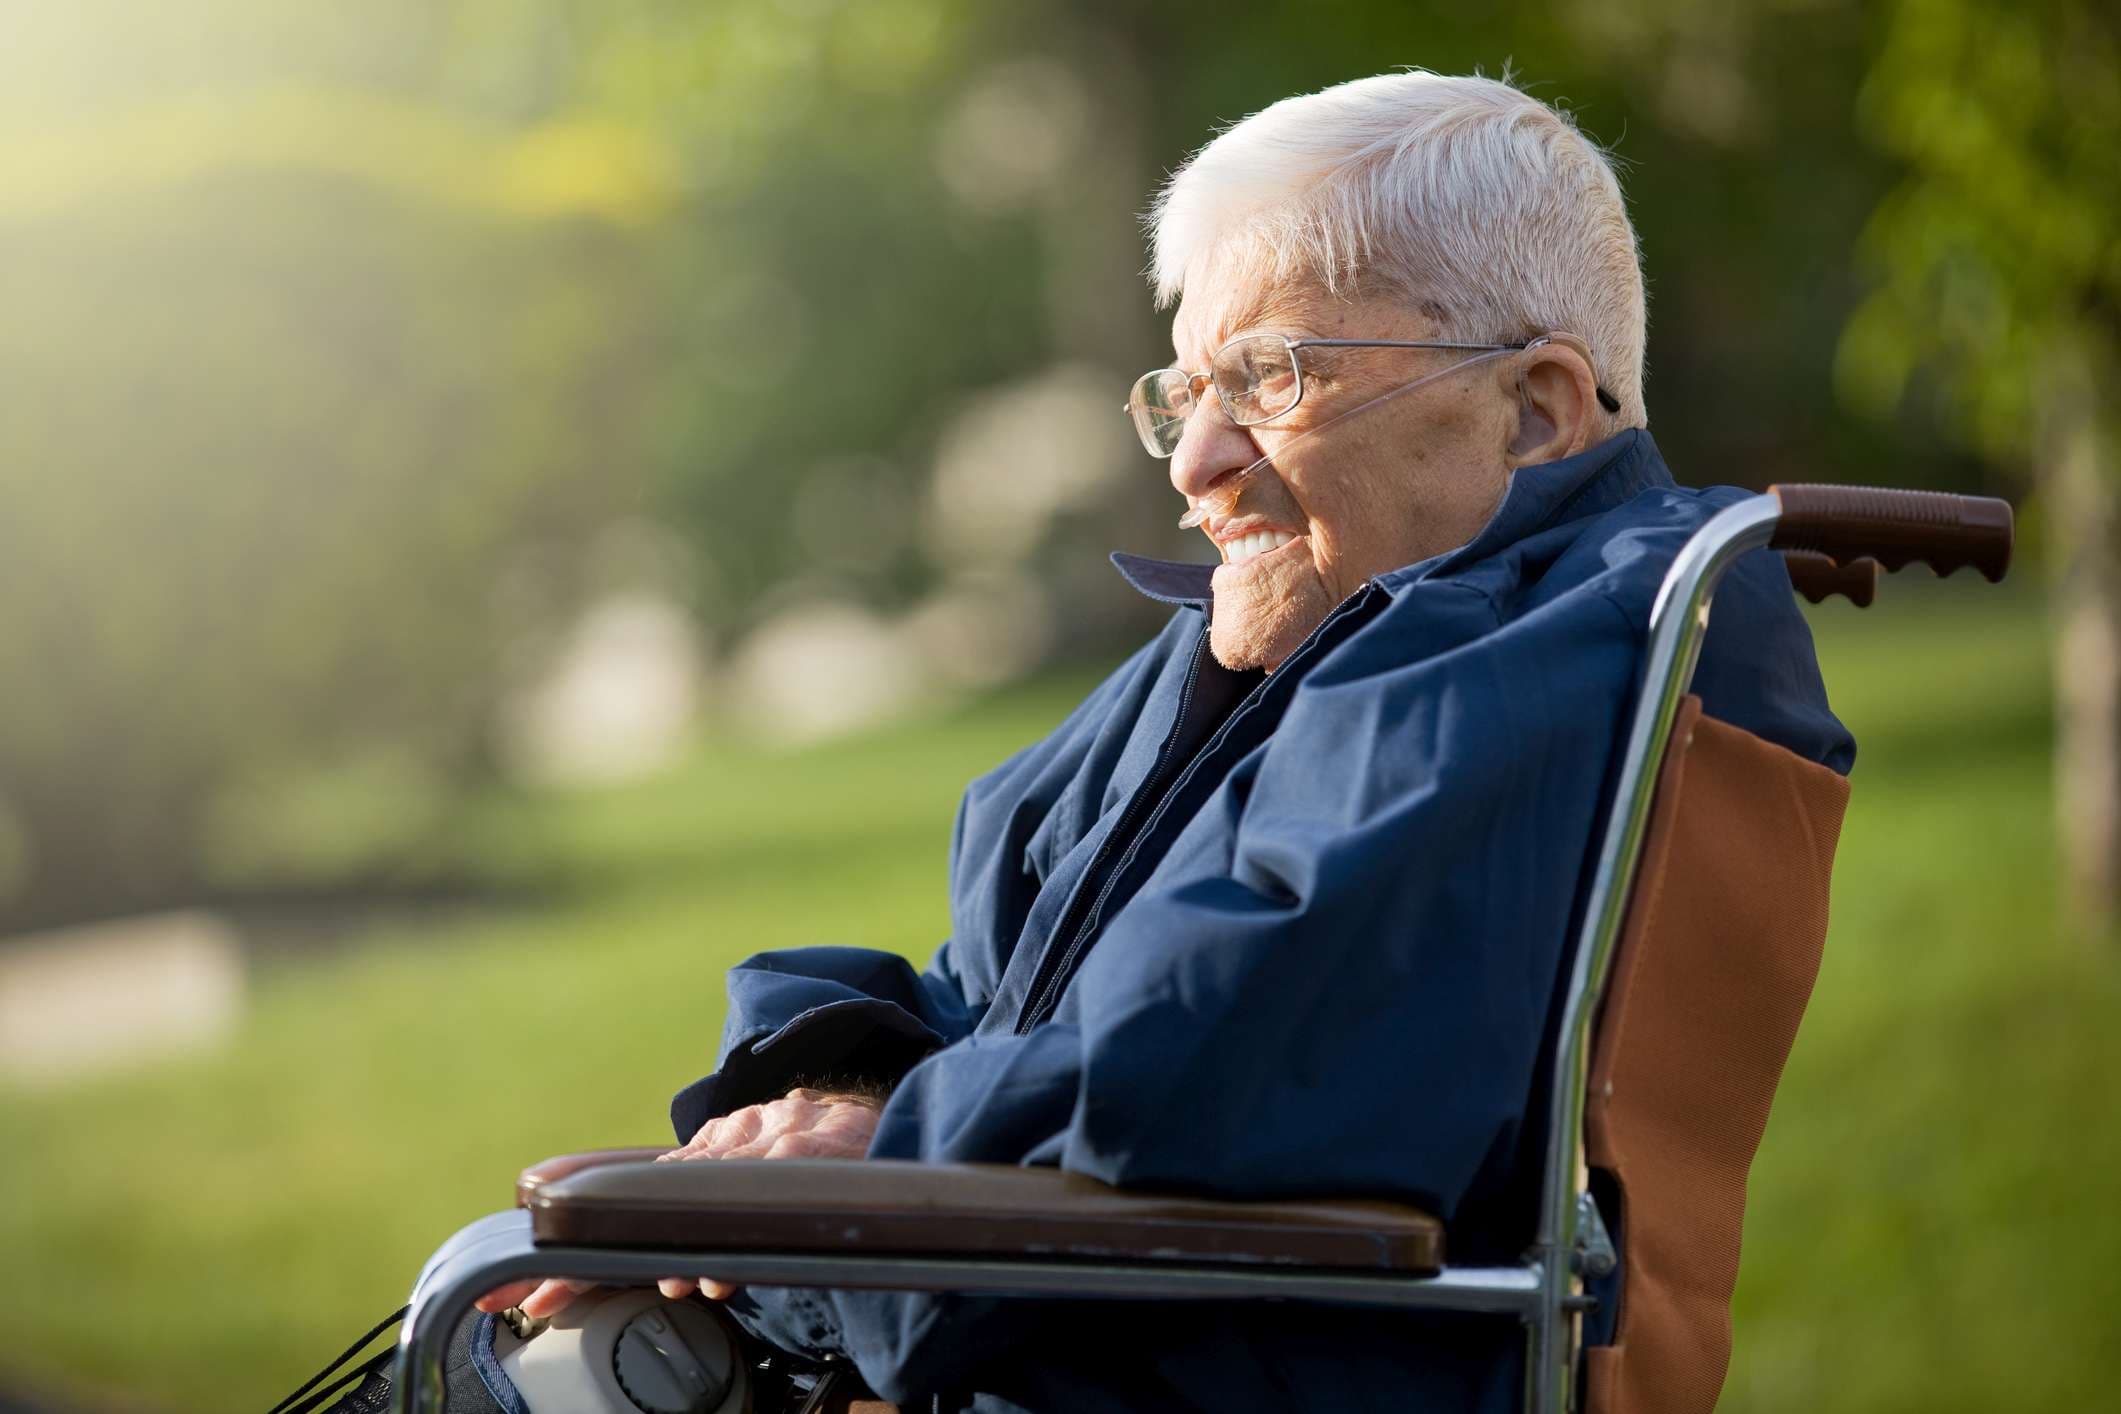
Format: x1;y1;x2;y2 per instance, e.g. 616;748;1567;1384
1840;0;2120;925
589;1;1178;644
0;0;2069;932
0;170;664;927
0;1;677;927
0;0;1140;927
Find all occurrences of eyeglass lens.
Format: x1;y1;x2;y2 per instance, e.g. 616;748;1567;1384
1127;336;1301;457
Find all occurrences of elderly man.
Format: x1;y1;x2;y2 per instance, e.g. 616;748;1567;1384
486;70;1851;1411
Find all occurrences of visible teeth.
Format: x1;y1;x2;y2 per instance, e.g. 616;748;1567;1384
1226;530;1296;564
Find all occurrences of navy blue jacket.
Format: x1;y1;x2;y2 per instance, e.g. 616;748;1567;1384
672;430;1853;1411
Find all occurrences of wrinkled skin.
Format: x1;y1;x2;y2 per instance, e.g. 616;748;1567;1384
1165;271;1602;671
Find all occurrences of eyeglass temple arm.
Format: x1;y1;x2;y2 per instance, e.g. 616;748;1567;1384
1285;339;1624;414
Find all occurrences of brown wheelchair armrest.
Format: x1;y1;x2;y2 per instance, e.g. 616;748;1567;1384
524;1157;1444;1274
517;1148;671;1207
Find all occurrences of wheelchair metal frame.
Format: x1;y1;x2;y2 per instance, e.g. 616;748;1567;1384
390;492;1791;1414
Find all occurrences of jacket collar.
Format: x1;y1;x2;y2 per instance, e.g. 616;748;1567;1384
1108;551;1216;609
1110;429;1672;609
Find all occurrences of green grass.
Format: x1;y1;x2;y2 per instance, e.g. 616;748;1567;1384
3;584;2116;1413
1725;577;2121;1412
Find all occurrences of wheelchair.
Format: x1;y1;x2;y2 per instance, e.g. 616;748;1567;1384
383;485;2012;1414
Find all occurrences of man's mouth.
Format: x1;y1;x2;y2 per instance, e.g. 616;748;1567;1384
1210;529;1308;588
1221;529;1298;565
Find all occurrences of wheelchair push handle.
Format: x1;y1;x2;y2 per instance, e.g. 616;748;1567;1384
1767;484;2014;583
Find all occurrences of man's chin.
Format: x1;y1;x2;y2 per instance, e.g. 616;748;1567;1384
1207;625;1269;672
1209;600;1315;674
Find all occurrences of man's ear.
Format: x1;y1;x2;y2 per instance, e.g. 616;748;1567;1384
1505;337;1600;467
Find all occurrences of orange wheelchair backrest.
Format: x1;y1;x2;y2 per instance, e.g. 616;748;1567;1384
1583;694;1850;1414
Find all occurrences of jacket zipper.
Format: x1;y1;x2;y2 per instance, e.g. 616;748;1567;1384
1014;628;1212;1034
1012;586;1381;1034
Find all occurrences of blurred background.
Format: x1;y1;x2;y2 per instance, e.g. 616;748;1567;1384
0;0;2115;1409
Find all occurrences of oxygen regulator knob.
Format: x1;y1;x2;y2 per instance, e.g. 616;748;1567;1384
610;1304;736;1414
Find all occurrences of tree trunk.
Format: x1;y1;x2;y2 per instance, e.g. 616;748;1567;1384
2046;351;2121;932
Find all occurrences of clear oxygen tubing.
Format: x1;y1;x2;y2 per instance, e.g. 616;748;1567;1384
1175;345;1521;530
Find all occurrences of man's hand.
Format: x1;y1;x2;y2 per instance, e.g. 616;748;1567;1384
666;1087;883;1164
476;1089;883;1318
652;1088;881;1300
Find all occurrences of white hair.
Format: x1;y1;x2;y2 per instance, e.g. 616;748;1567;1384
1149;70;1648;428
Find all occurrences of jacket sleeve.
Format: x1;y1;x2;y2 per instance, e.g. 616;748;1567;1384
668;942;980;1141
670;622;1188;1142
733;584;1646;1401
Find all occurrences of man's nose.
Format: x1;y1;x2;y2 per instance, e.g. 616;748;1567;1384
1167;396;1259;506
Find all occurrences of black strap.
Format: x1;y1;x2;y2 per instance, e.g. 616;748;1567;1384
266;1305;409;1414
279;1350;393;1414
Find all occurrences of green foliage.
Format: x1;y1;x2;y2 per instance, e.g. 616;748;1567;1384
0;1;676;925
9;0;2076;929
0;0;1057;927
1840;0;2121;462
0;168;660;925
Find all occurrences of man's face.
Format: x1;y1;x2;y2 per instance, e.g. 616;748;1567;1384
1167;282;1517;672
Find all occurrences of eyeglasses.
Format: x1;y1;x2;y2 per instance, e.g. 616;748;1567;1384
1124;333;1622;459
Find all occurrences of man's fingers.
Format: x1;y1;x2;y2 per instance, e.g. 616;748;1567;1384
479;1276;723;1313
474;1280;541;1314
812;1106;881;1146
673;1114;727;1159
769;1105;878;1158
761;1131;842;1159
684;1106;770;1160
720;1129;801;1160
708;1099;878;1161
705;1106;810;1160
758;1133;813;1159
724;1107;768;1146
671;1092;881;1164
520;1278;595;1319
